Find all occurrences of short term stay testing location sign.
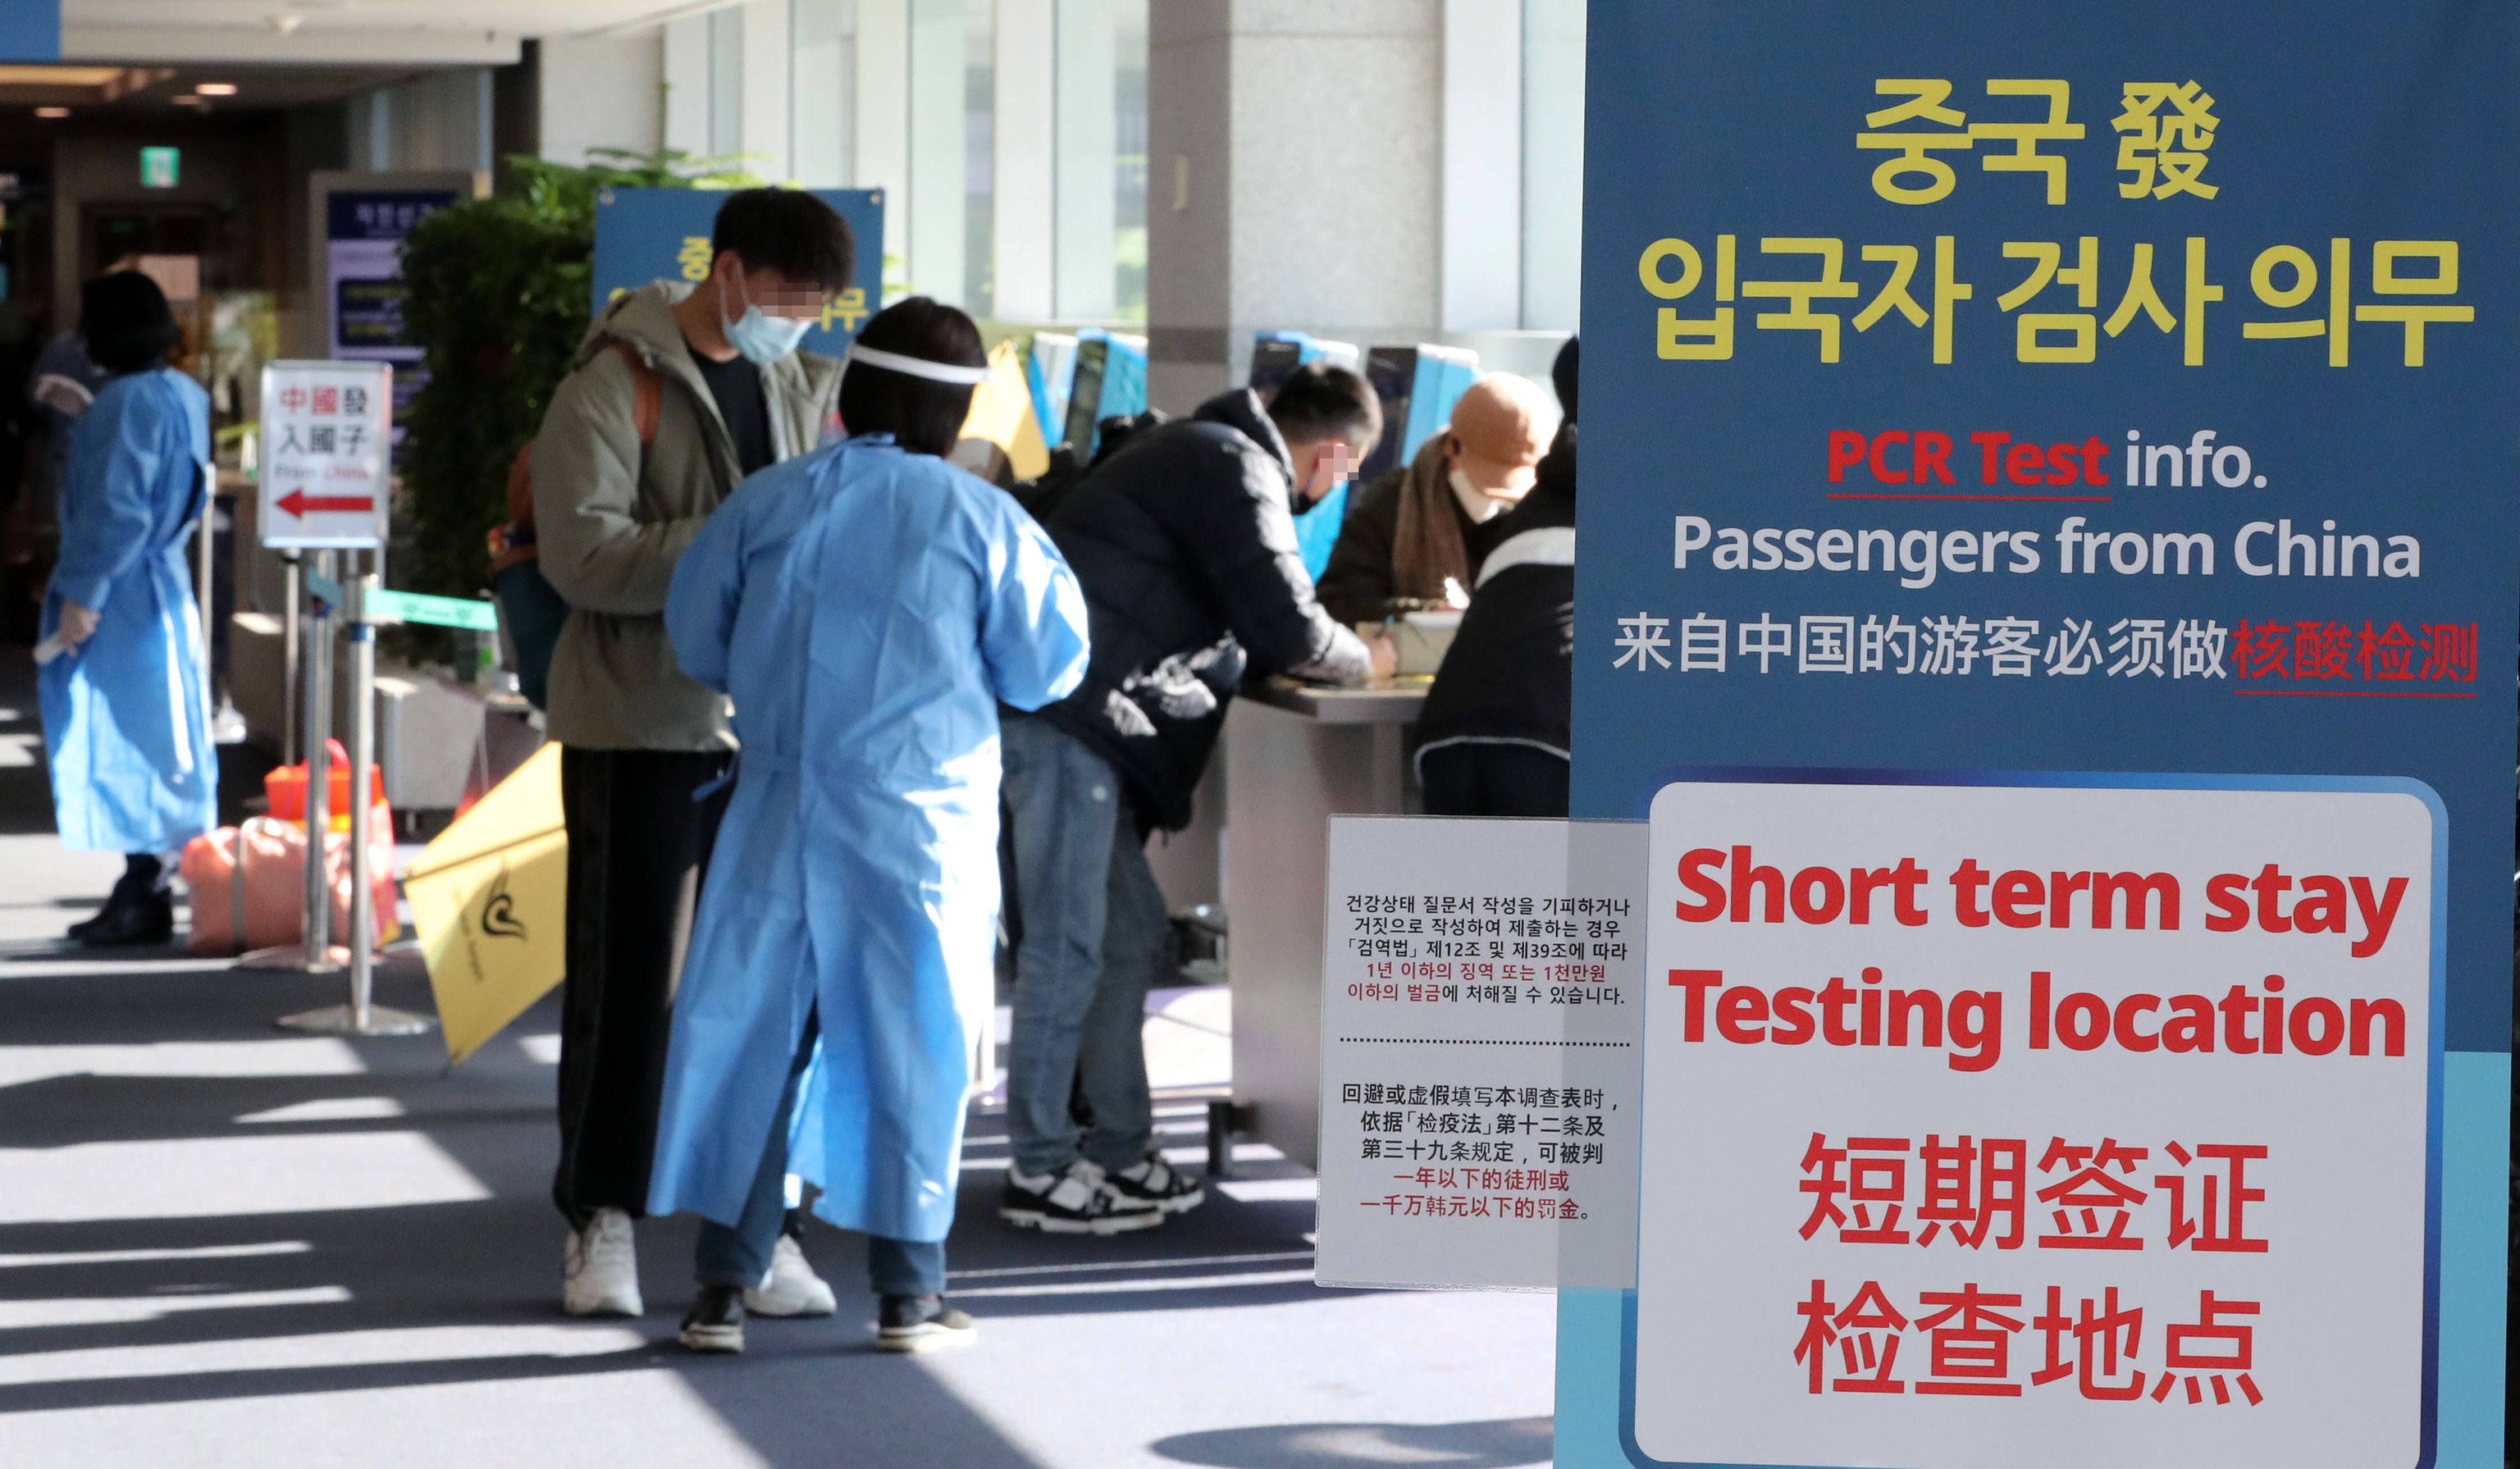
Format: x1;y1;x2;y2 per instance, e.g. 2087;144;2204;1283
1559;6;2513;1469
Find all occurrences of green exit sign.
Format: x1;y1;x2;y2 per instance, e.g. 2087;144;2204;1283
139;146;178;189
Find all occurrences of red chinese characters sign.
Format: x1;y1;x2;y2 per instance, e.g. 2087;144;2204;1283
1633;781;2432;1469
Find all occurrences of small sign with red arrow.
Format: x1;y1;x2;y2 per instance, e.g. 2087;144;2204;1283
257;360;394;550
276;490;376;518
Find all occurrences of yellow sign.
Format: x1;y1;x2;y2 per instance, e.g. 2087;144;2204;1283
956;339;1051;480
677;234;713;282
819;286;870;334
407;744;568;1065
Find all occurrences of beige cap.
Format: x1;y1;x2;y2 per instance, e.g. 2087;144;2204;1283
1447;373;1557;494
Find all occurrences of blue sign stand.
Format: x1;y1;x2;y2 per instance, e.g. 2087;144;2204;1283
591;188;884;357
1564;4;2513;1466
0;0;57;62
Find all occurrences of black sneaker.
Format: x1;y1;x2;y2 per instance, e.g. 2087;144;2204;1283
1107;1153;1205;1216
877;1294;977;1353
678;1284;745;1353
999;1159;1164;1235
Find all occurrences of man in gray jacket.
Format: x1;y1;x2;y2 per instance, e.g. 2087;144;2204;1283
530;189;850;1318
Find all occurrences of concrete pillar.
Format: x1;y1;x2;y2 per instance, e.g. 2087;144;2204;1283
1145;1;1441;411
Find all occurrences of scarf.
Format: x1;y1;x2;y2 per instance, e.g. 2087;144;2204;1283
1388;434;1469;607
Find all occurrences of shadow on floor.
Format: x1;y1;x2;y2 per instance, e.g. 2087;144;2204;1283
1148;1417;1552;1467
0;954;1338;1467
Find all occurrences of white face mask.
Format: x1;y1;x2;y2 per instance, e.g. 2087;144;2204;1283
1449;468;1513;522
720;273;812;366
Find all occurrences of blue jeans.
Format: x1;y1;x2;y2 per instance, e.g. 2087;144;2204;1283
693;1013;947;1298
1000;713;1170;1179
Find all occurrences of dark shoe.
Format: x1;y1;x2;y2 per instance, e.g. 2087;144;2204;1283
678;1284;745;1353
877;1294;976;1353
67;872;153;941
1107;1153;1205;1216
76;889;174;947
999;1160;1162;1236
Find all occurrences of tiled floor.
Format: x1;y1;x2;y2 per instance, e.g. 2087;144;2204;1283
0;655;1554;1468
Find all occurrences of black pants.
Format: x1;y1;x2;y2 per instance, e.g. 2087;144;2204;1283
1419;741;1570;819
553;746;733;1228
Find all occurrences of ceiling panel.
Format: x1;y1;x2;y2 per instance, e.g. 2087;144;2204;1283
61;0;738;66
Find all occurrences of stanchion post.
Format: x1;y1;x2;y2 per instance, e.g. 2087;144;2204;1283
347;572;377;1032
280;550;300;766
301;550;334;967
274;567;433;1038
194;475;216;716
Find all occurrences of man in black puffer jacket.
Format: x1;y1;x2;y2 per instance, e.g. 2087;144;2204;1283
1414;336;1577;817
998;363;1384;1235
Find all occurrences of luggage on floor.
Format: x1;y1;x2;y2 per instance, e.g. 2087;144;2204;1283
183;736;400;955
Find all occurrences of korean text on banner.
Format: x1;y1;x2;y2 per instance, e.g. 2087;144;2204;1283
1564;5;2514;1468
589;188;885;359
1314;816;1644;1291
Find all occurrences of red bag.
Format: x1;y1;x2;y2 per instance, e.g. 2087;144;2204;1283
181;816;398;957
263;739;389;832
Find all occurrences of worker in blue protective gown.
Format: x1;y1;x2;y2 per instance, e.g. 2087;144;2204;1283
39;270;215;946
648;298;1090;1356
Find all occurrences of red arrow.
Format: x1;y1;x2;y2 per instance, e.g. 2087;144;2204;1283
276;490;374;518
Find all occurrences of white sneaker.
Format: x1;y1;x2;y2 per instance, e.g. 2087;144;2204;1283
563;1207;643;1316
744;1232;838;1317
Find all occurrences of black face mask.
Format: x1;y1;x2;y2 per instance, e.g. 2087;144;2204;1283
1288;449;1348;515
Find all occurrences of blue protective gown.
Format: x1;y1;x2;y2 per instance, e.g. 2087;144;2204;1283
647;435;1090;1243
39;368;216;854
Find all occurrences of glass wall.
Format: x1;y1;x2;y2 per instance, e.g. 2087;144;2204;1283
709;8;744;158
791;0;854;189
1112;0;1148;322
906;0;968;307
1050;0;1147;322
1521;0;1585;331
779;0;1148;324
962;0;993;317
693;4;1575;331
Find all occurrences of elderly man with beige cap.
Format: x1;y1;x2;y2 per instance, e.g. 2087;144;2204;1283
1317;371;1559;627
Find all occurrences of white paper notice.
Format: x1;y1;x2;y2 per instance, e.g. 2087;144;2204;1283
1314;815;1646;1290
258;360;393;551
1632;779;2436;1469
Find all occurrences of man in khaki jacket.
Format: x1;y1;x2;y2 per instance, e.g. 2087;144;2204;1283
530;189;849;1319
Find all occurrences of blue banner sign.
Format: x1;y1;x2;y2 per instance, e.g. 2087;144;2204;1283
590;188;885;356
0;1;58;62
1562;6;2513;1467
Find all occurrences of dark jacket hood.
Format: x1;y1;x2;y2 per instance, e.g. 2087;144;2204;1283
1191;388;1293;479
